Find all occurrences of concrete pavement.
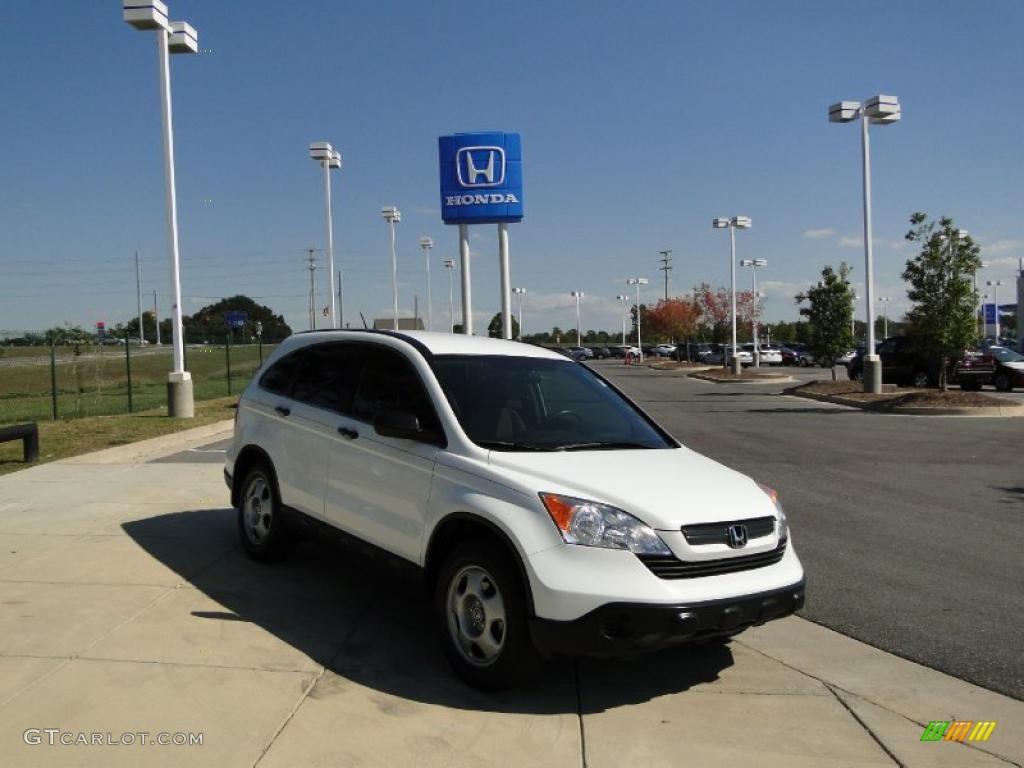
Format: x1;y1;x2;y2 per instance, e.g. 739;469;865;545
0;422;1020;767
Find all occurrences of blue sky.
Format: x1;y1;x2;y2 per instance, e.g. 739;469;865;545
1;0;1022;337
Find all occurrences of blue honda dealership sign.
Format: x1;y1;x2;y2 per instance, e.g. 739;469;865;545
983;303;997;324
438;132;523;224
224;311;248;328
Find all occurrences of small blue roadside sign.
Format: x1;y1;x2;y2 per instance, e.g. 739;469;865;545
983;303;997;324
224;311;248;328
438;132;523;224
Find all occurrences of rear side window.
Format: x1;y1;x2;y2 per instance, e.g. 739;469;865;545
291;343;361;414
259;349;303;395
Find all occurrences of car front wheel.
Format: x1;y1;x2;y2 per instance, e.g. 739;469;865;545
435;540;537;690
993;373;1013;392
912;370;931;389
237;465;291;562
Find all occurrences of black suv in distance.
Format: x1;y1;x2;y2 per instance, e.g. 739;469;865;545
847;336;943;388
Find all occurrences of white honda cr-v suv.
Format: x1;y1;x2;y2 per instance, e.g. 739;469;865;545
225;330;805;689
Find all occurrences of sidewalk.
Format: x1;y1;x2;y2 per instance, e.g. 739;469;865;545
0;424;1020;767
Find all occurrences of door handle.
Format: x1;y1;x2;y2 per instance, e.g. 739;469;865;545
274;405;291;417
337;426;359;439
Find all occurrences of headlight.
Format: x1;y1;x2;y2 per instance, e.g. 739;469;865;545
758;483;789;542
539;493;672;555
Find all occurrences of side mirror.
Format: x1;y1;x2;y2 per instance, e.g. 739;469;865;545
374;409;425;441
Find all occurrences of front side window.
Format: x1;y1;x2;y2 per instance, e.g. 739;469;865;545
259;349;303;395
290;343;361;414
431;355;676;451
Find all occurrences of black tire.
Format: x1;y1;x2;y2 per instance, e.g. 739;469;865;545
911;370;931;389
960;379;981;391
849;367;863;382
993;373;1013;392
799;358;809;368
434;539;538;690
237;464;291;562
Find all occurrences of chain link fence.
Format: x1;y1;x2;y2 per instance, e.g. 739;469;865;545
0;336;276;426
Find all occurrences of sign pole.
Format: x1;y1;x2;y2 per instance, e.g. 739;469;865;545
498;223;512;339
459;223;473;335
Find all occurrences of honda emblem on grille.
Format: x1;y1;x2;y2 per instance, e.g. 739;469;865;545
727;524;748;548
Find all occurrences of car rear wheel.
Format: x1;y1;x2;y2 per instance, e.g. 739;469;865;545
994;373;1013;392
912;370;931;389
799;358;809;368
849;367;863;382
237;465;291;562
435;540;537;690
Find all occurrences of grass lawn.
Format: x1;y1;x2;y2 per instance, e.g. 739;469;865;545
0;396;237;477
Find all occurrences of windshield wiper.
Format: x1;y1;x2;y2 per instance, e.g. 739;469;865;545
553;441;653;451
476;440;555;452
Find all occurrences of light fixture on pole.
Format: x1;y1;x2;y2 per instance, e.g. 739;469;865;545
616;294;629;346
739;258;767;367
309;142;341;328
877;296;891;339
443;259;455;333
713;216;752;373
829;94;901;393
570;291;584;346
380;206;401;330
626;278;649;361
986;280;1004;340
512;287;526;338
419;237;434;331
123;0;198;417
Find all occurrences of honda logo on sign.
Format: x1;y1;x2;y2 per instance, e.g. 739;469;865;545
456;146;505;188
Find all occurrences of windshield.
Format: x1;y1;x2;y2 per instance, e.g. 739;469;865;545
431;355;676;451
992;347;1024;363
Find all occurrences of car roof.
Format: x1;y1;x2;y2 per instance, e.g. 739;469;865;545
290;329;567;360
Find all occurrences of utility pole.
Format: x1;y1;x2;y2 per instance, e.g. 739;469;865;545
135;251;144;345
658;249;672;301
306;249;317;331
153;290;161;345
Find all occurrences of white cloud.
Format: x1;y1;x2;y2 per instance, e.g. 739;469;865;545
803;228;835;239
837;235;906;250
759;280;806;298
983;239;1022;256
838;236;861;248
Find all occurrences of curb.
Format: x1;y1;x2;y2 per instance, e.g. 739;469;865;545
787;389;1024;417
690;372;796;385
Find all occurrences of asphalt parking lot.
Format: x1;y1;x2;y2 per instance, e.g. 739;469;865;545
592;360;1024;699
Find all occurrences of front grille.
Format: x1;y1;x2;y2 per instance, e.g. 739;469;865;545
638;541;787;579
682;516;775;545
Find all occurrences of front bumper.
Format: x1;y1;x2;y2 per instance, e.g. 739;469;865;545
529;579;805;657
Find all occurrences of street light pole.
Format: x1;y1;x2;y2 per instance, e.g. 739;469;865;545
444;259;455;332
616;295;628;346
571;291;584;346
512;287;526;338
987;280;1004;340
124;1;199;417
878;296;891;339
740;258;767;367
829;94;900;393
310;143;341;328
626;279;649;361
381;207;401;330
713;216;751;373
419;237;434;331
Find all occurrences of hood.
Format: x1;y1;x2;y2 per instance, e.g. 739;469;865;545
1003;361;1024;372
487;446;776;530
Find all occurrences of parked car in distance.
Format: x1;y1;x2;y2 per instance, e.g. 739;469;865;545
610;345;642;359
568;346;593;360
783;343;815;367
847;336;943;387
697;343;726;365
226;330;804;689
654;344;676;357
751;344;782;366
725;346;754;366
957;346;1024;391
591;346;611;359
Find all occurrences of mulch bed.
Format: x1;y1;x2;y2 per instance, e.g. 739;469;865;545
692;370;787;382
788;381;1012;410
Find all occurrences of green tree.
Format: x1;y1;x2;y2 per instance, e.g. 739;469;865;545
487;312;520;339
796;263;855;380
182;295;292;343
902;213;982;389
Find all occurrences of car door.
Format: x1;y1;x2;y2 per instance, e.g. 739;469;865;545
275;343;360;520
324;344;443;563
